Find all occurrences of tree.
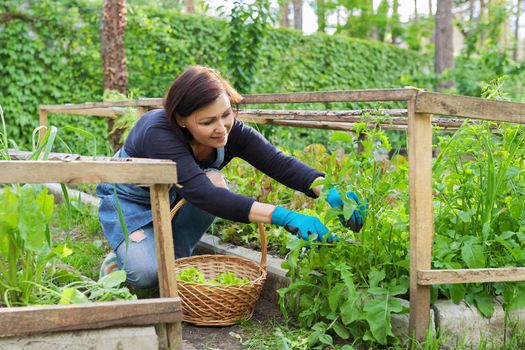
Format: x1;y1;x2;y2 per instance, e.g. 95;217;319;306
292;0;302;31
315;0;327;33
279;0;290;27
101;0;128;149
186;0;195;13
514;0;523;60
434;0;454;89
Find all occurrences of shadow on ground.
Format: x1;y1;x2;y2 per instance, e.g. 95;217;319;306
182;294;283;350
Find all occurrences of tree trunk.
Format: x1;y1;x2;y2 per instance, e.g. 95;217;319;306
316;0;326;33
292;0;303;31
101;0;128;150
391;0;401;44
279;0;290;27
186;0;195;14
414;0;419;22
428;0;433;16
513;0;522;60
435;0;454;89
479;0;486;47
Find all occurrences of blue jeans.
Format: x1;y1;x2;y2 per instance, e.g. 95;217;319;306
115;201;215;289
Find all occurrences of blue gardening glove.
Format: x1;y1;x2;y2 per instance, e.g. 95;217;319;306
327;187;366;232
272;206;336;242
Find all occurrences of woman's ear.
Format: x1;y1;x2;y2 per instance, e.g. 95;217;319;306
175;115;186;128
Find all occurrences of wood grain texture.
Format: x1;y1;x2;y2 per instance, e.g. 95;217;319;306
408;98;434;340
0;298;181;337
150;184;182;350
418;268;525;285
416;92;525;123
241;89;418;104
0;160;177;184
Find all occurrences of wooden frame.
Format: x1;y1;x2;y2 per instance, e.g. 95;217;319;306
38;88;525;341
0;157;182;350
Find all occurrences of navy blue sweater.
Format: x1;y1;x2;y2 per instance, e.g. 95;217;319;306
124;109;324;223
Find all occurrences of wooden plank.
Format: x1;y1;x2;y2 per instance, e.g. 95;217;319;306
239;109;471;128
408;98;434;340
418;268;525;285
0;161;177;184
241;89;418;104
136;106;149;118
416;92;525;124
7;150;172;163
38;109;48;144
39;90;416;111
43;107;124;118
241;118;409;131
40;98;164;110
150;184;182;350
0;297;181;337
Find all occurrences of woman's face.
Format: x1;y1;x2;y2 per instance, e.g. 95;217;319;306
180;93;234;148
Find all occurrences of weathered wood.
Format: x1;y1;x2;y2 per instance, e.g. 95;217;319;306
7;150;172;163
416;92;525;123
40;98;164;110
42;107;124;118
418;268;525;285
38;109;48;144
0;160;178;184
150;184;182;350
136;106;149;118
241;89;418;104
39;89;417;112
243;119;409;131
408;99;434;340
240;109;471;128
0;298;181;337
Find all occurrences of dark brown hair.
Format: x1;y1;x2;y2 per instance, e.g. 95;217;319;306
163;66;242;142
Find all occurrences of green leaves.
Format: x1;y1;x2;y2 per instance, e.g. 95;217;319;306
0;184;56;305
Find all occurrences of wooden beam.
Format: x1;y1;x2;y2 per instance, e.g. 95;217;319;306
0;160;177;184
241;119;410;131
150;184;182;350
241;88;418;104
40;98;163;110
136;106;149;118
38;109;48;144
0;298;181;337
39;90;416;111
42;107;125;118
408;98;434;340
418;268;525;285
416;92;525;123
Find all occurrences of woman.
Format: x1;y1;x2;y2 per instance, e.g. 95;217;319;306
96;66;364;289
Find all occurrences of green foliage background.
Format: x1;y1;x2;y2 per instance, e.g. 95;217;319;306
1;1;429;152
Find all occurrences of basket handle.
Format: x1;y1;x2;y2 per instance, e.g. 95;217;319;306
170;199;267;271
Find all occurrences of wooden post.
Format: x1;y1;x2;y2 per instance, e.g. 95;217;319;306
408;97;434;340
150;184;182;350
136;106;149;118
38;108;48;144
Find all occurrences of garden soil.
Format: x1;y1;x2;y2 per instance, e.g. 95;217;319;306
182;294;283;349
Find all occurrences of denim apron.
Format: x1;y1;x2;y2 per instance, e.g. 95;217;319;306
96;147;225;251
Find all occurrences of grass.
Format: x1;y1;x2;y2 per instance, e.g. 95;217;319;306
50;197;108;280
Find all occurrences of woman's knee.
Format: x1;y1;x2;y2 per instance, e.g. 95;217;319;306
123;260;158;289
205;170;228;189
115;229;158;289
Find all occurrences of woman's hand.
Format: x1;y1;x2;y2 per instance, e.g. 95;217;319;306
326;187;367;232
271;206;336;242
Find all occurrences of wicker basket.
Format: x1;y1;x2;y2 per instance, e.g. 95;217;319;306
171;200;267;326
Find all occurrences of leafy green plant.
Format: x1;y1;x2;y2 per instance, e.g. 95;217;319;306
177;267;249;285
0;105;133;306
0;185;61;306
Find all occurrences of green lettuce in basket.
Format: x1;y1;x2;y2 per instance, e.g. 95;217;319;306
177;267;249;285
